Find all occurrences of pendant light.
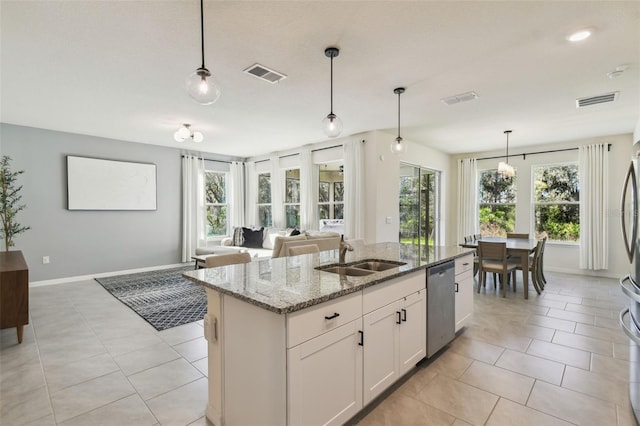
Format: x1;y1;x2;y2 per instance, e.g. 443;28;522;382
497;130;515;177
390;87;407;154
321;47;343;138
186;0;221;105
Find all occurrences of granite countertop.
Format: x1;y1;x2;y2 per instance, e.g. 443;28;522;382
183;242;473;315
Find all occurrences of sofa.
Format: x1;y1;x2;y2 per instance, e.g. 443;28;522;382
196;227;341;259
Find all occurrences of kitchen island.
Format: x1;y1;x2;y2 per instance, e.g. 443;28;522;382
183;242;473;426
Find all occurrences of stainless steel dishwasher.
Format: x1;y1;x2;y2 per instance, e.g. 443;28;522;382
427;260;456;357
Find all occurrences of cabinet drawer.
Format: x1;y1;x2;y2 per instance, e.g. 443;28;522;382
455;268;473;286
363;271;425;314
287;291;362;348
455;254;474;275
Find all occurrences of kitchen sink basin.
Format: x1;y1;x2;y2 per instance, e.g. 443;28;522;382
319;266;374;276
350;260;406;271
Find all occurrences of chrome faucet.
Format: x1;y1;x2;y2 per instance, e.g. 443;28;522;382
339;235;353;264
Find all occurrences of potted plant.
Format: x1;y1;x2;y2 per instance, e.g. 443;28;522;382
0;156;30;251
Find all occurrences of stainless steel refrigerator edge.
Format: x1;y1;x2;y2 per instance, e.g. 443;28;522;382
620;139;640;425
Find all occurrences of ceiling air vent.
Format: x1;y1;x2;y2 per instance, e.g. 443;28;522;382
243;63;287;84
441;91;478;106
576;91;619;108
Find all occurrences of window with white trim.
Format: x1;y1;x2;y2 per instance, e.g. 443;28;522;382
532;163;579;242
318;164;344;220
284;168;300;228
205;171;228;238
478;169;516;237
257;172;272;227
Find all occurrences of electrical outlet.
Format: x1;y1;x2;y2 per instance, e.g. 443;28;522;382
386;216;392;224
42;256;50;264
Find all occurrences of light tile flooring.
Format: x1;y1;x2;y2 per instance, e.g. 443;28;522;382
0;271;636;425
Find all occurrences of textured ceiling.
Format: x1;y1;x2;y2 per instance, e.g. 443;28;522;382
1;1;639;157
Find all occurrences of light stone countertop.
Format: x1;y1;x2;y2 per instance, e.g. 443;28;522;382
183;242;473;314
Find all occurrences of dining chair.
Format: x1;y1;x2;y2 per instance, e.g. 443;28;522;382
506;233;529;239
477;241;519;297
537;237;548;289
516;239;544;295
287;244;320;257
464;235;473;244
474;234;482;241
205;251;252;268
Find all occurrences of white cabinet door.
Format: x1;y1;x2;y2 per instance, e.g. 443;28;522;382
204;289;223;426
455;269;474;332
288;319;363;426
398;289;426;375
363;301;400;405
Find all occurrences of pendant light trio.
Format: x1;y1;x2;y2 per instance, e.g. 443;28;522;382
178;0;405;152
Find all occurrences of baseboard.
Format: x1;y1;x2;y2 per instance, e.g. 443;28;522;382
544;266;620;280
29;262;193;287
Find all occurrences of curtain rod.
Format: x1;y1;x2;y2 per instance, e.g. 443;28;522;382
253;142;353;164
475;143;611;161
181;155;232;164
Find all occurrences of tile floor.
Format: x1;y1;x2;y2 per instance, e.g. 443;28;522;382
0;271;636;425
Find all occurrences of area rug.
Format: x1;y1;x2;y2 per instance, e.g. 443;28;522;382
95;265;205;331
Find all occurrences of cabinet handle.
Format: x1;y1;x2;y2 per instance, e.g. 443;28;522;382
358;330;364;346
463;262;469;266
324;312;340;320
401;308;407;322
396;311;402;324
213;317;218;342
454;282;459;293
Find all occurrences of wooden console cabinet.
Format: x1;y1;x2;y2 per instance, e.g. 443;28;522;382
0;251;29;343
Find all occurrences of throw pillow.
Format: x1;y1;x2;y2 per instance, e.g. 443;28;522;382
231;227;244;246
290;228;301;236
242;227;264;248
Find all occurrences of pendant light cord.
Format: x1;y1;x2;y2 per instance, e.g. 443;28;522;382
329;55;334;114
397;91;401;139
200;0;205;68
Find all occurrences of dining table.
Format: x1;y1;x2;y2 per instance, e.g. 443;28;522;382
460;236;537;299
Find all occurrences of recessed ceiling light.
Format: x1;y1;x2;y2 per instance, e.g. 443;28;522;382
567;28;593;42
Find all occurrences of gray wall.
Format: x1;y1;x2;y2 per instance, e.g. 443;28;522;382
1;124;182;281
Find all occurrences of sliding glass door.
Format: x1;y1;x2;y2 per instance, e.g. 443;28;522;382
399;164;440;258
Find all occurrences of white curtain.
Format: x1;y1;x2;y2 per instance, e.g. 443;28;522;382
457;158;478;243
344;139;365;240
300;146;318;230
579;144;609;270
229;161;245;229
270;155;285;228
181;155;206;262
245;161;258;227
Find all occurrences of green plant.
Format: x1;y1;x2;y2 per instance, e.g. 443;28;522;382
0;156;30;251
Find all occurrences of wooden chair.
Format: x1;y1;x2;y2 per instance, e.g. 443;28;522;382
537;237;548;289
474;234;482;241
287;244;320;257
506;233;529;239
516;238;545;295
477;241;519;297
464;235;473;244
205;251;252;268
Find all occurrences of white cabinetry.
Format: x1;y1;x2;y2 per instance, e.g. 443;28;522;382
454;253;474;332
287;292;363;426
362;273;426;405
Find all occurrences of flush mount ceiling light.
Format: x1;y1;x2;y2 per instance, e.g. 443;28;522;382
321;47;343;138
567;27;594;42
497;130;515;178
174;124;204;143
186;0;221;105
390;87;407;154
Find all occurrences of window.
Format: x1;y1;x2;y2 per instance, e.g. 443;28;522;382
318;164;344;221
284;169;300;228
205;171;228;238
533;163;579;242
478;169;516;237
257;172;272;227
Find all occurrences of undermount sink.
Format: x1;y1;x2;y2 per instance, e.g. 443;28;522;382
350;260;406;271
319;266;374;276
316;259;406;276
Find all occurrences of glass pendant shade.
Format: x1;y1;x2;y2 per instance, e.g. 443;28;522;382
187;67;221;105
322;113;343;138
174;124;203;143
192;131;204;143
